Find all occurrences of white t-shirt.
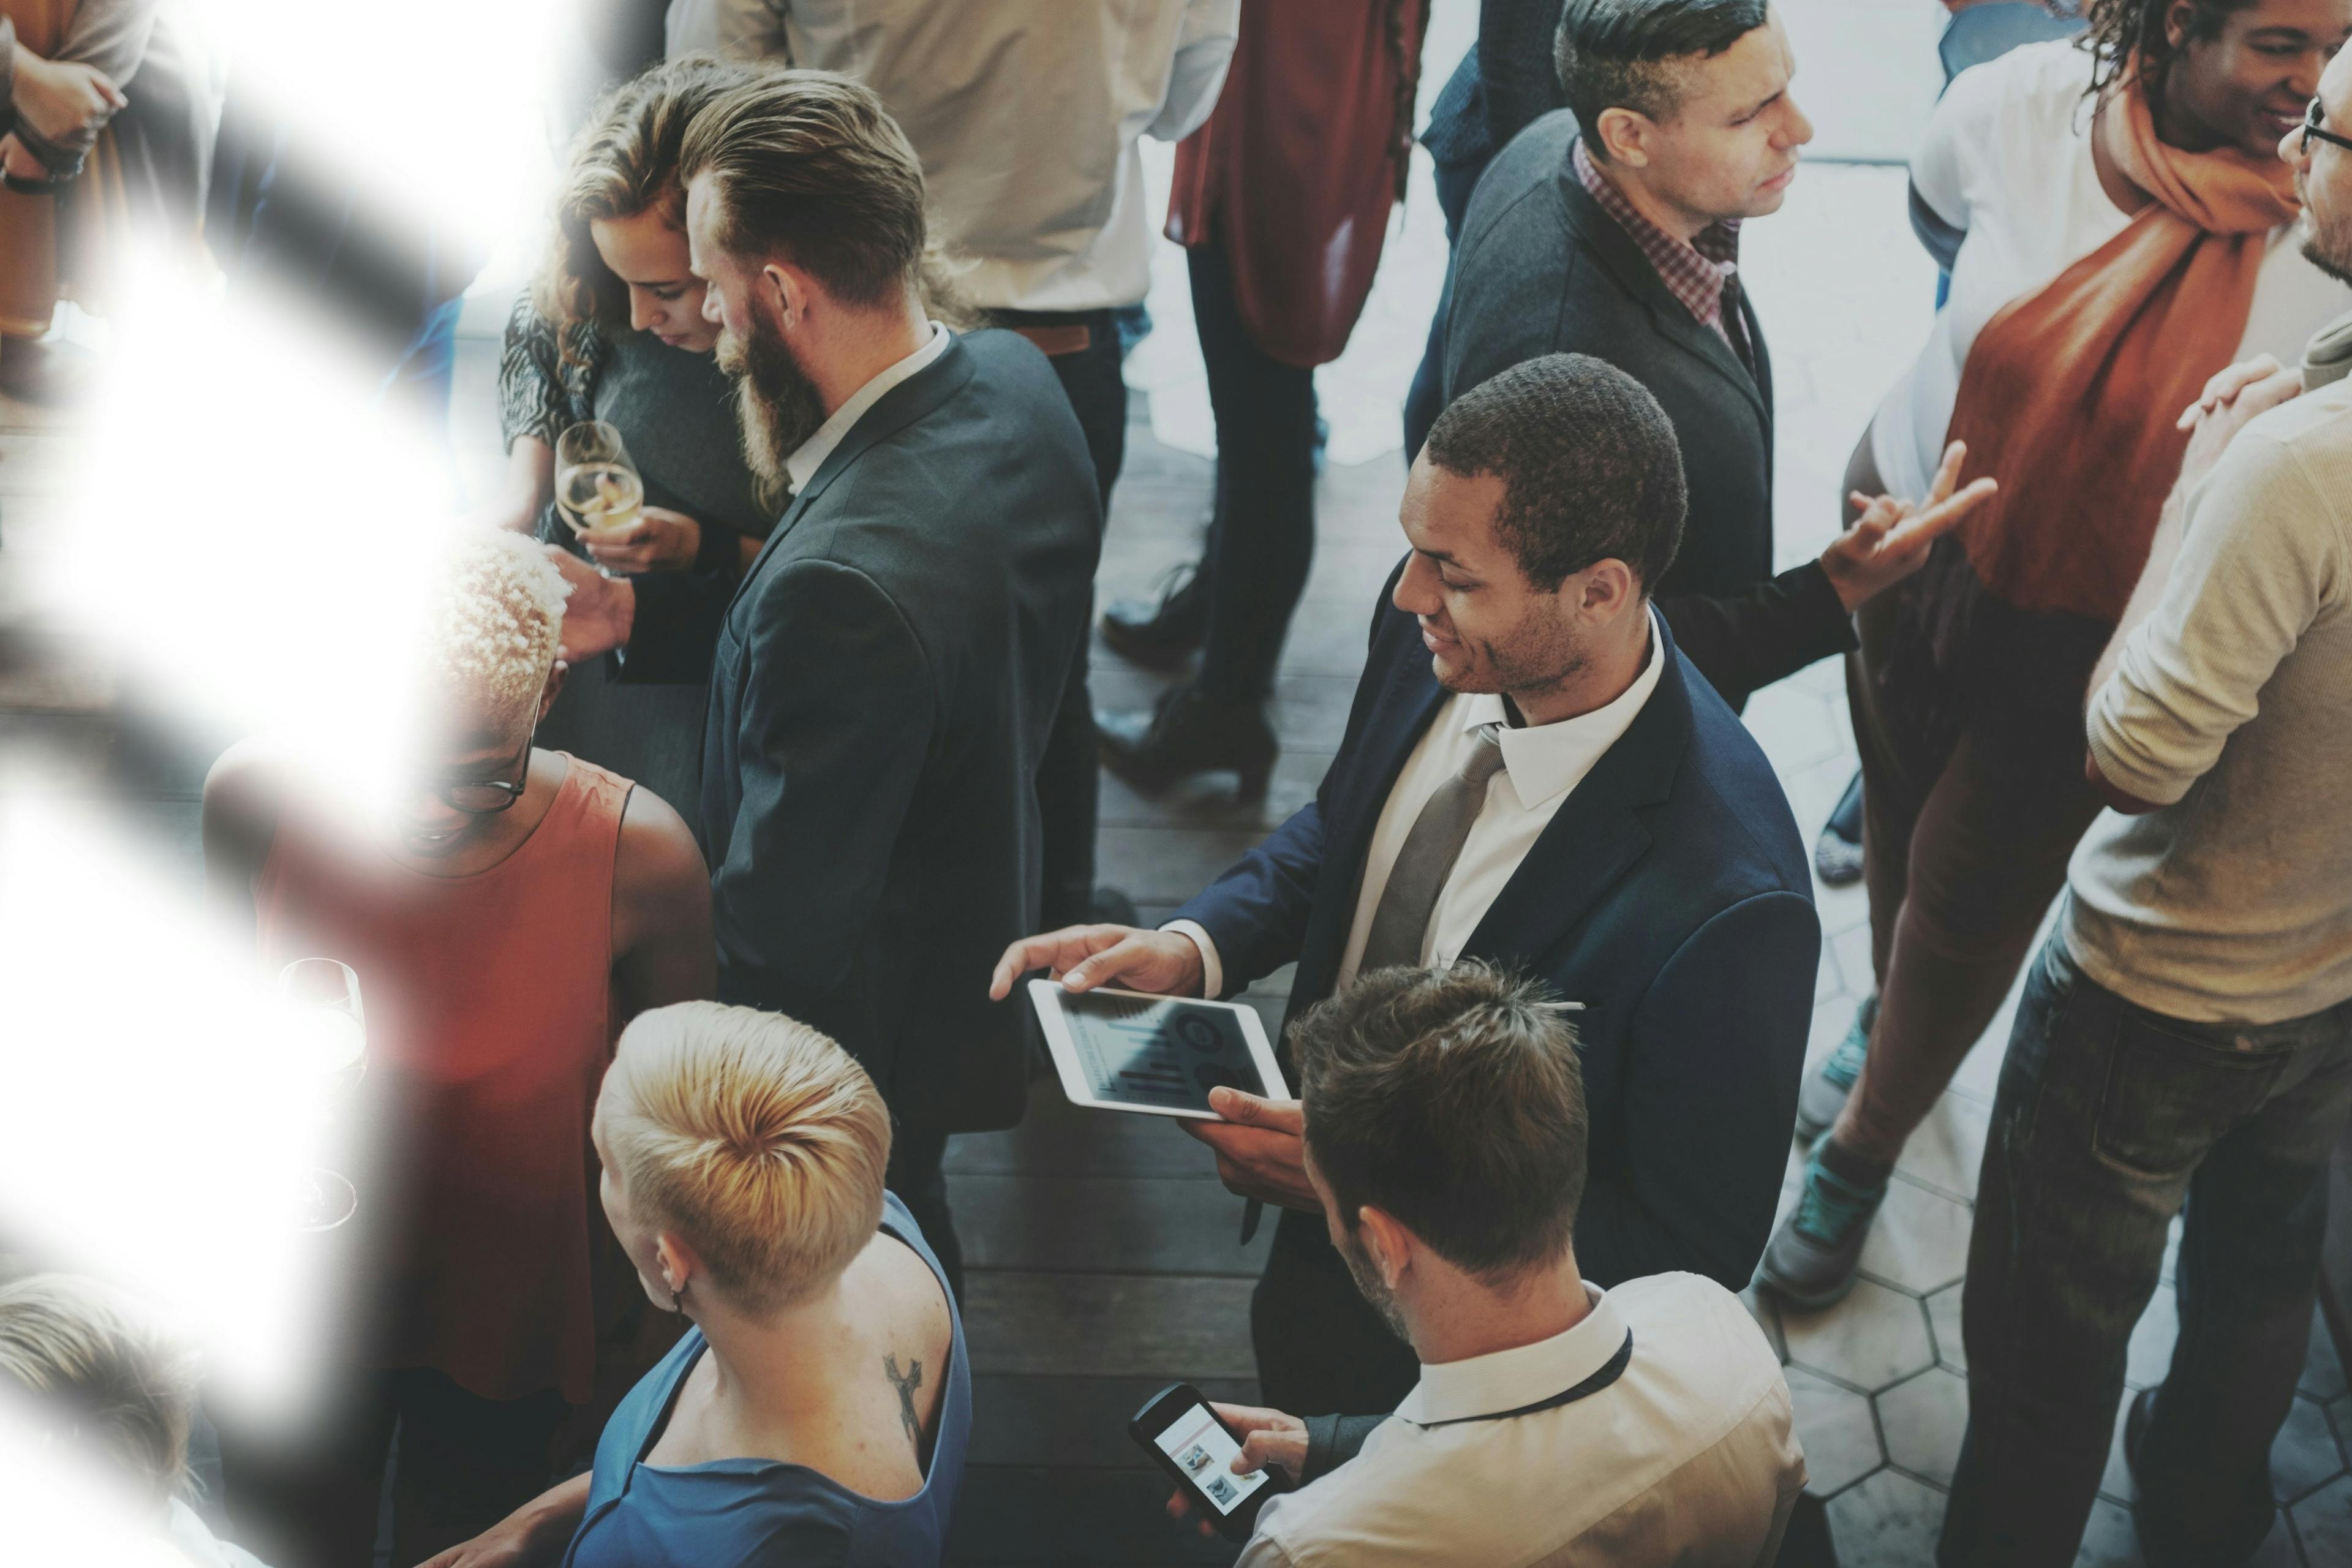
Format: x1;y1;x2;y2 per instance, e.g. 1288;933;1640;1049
1871;39;2350;500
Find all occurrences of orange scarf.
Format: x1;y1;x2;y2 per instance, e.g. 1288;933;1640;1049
1943;78;2297;624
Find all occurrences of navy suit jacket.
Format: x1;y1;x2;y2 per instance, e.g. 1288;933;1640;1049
1172;583;1817;1290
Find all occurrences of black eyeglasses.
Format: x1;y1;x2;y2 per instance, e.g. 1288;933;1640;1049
421;728;535;814
2305;99;2352;155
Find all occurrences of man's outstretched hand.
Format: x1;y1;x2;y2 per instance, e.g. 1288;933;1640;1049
987;923;1205;1000
1183;1087;1317;1212
545;546;635;662
1820;439;2000;612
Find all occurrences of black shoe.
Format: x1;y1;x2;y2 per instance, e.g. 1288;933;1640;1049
1101;566;1208;668
1097;686;1276;802
2125;1386;2277;1567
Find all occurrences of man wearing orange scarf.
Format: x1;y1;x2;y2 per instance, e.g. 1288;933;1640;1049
1942;42;2352;1564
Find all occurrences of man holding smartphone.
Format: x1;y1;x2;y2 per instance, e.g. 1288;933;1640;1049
1161;963;1803;1565
993;352;1824;1415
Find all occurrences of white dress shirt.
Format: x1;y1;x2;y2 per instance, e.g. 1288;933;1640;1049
781;320;951;494
1237;1275;1806;1568
665;0;1239;312
1170;612;1665;1000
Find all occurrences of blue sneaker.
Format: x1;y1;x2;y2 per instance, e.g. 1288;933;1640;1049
1794;993;1877;1142
1757;1145;1888;1311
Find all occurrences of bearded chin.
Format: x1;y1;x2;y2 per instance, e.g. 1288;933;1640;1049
720;317;827;498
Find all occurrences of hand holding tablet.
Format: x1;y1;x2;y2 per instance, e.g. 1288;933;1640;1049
1027;982;1289;1120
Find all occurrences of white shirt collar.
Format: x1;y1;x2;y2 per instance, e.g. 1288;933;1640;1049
1394;1281;1626;1427
782;321;952;494
1463;609;1666;811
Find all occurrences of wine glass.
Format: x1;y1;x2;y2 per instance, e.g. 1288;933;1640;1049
277;957;366;1232
554;421;644;573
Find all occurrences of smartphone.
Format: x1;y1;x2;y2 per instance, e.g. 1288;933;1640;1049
1129;1381;1287;1541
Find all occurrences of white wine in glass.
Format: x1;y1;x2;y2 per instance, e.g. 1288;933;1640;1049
277;957;367;1232
554;421;644;541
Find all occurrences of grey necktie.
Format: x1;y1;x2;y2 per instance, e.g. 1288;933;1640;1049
1358;725;1508;974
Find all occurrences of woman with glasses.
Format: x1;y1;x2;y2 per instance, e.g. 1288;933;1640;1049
1763;0;2352;1313
197;531;714;1568
481;56;772;841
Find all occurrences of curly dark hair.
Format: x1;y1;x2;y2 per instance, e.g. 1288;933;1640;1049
2078;0;2261;123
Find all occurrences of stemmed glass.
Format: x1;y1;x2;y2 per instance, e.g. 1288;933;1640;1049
277;957;366;1232
554;421;644;575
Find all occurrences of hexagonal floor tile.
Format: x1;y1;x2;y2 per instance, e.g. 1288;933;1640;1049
1857;1176;1972;1297
1926;1283;1965;1374
1740;1284;1789;1363
2075;1496;2148;1567
2127;1287;2179;1392
1894;1092;1989;1201
1782;1277;1937;1392
2304;1306;2347;1401
1878;1365;1968;1487
1824;1468;1947;1568
2101;1386;2139;1506
2275;1392;2348;1504
2291;1471;2352;1562
1786;1365;1882;1496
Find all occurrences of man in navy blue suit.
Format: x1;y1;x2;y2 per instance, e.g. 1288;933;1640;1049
995;353;1828;1415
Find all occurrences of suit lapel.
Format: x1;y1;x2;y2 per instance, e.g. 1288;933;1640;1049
1461;627;1697;973
1556;170;1771;430
726;338;979;612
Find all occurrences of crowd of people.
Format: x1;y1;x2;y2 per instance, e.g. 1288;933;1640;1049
6;0;2352;1564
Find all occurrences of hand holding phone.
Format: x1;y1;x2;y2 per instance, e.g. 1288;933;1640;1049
1131;1383;1295;1541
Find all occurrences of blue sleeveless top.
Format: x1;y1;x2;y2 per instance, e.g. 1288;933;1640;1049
562;1193;970;1568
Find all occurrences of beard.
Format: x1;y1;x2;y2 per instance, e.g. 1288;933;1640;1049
1336;1227;1412;1341
2304;221;2352;287
717;312;827;500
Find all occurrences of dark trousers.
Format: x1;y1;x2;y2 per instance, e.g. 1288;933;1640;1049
889;1125;962;1304
1000;307;1127;926
1189;242;1319;707
1942;939;2352;1566
1401;152;1487;464
1252;1204;1419;1417
1838;429;2102;1165
214;1366;567;1568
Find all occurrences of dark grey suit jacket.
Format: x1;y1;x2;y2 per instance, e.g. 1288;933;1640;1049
623;331;1100;1131
1440;110;1855;710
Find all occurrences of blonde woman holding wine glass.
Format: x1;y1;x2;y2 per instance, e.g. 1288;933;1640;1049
484;57;773;836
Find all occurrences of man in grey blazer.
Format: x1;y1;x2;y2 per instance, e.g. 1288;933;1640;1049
1435;0;1990;710
554;70;1100;1289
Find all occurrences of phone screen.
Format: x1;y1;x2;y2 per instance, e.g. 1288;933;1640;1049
1151;1403;1272;1516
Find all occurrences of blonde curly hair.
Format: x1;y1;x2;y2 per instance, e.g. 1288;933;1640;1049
423;530;571;743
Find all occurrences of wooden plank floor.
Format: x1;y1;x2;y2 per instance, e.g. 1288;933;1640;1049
940;390;1401;1564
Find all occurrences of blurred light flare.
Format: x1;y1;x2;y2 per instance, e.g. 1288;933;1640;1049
0;797;371;1431
0;1390;188;1568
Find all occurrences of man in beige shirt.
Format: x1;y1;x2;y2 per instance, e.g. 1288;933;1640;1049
1173;962;1804;1567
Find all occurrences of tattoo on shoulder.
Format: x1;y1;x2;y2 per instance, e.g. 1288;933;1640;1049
884;1353;924;1453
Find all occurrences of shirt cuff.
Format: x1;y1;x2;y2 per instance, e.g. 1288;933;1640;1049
1161;919;1222;1000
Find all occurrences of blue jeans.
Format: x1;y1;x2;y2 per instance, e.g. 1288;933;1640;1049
1942;937;2352;1566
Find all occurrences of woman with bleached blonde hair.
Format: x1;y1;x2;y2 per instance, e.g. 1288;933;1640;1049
0;1272;268;1566
424;1001;969;1568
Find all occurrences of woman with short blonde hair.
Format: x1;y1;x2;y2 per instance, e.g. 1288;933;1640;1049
426;1002;968;1568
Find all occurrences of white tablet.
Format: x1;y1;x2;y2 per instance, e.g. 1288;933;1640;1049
1028;981;1289;1120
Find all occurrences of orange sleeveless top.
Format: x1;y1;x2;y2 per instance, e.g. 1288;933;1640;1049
255;755;631;1404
